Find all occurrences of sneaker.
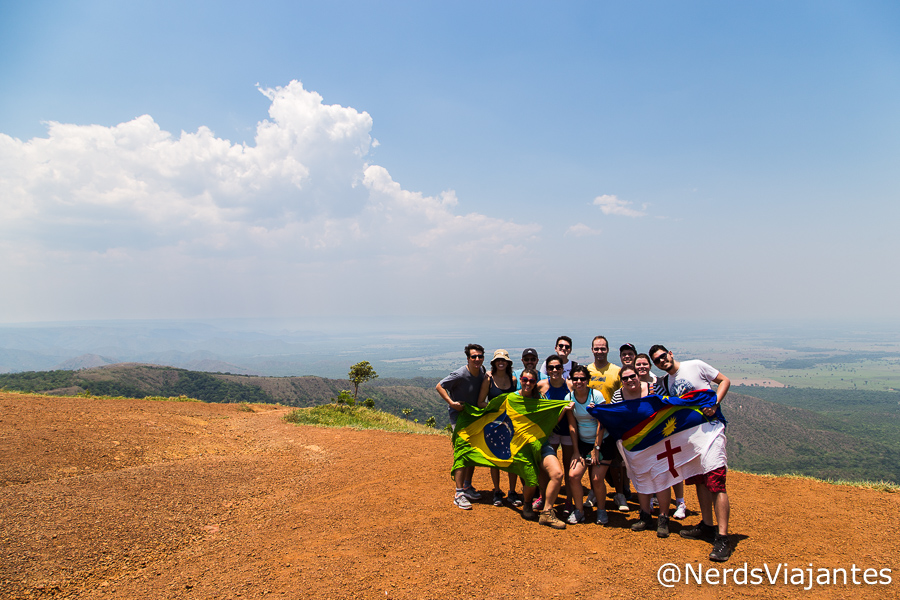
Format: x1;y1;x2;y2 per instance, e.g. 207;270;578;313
522;503;537;521
539;507;567;530
462;485;481;500
567;509;584;524
657;514;669;538
507;490;523;507
679;521;717;542
630;510;652;531
595;509;609;525
673;501;687;520
454;491;472;510
584;490;596;509
709;534;732;562
492;490;504;506
615;493;629;512
532;496;544;511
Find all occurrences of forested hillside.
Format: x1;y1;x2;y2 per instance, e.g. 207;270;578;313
0;365;446;427
3;367;899;483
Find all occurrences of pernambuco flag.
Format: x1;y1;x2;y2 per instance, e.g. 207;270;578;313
587;389;728;494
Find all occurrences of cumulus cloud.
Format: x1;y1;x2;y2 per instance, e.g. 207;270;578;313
592;194;647;217
565;223;602;237
0;80;541;319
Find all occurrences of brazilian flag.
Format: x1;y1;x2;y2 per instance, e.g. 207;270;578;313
451;392;569;486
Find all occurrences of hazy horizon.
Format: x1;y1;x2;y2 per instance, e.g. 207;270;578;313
3;317;899;387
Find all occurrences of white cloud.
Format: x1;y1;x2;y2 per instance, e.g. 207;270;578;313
0;80;542;319
592;194;646;217
565;223;602;237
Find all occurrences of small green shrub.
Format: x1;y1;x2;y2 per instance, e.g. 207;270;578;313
283;404;445;435
333;390;355;406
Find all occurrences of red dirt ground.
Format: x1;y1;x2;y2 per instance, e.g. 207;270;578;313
1;392;898;600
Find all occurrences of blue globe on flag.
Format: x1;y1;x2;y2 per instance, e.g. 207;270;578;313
483;412;514;459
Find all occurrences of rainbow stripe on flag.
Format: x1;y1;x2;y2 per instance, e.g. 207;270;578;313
587;389;722;447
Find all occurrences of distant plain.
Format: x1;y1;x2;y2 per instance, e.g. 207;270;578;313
2;318;899;390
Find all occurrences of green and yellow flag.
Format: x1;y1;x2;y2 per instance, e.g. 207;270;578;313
451;393;569;486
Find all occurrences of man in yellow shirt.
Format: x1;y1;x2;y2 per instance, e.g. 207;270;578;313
586;335;628;511
587;335;621;403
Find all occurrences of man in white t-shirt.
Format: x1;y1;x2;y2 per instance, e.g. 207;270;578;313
539;336;575;379
650;344;733;562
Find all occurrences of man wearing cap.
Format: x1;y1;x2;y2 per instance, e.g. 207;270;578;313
619;343;637;370
649;344;733;562
515;348;545;389
436;343;487;510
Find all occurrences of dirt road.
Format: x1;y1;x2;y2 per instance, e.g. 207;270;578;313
1;392;898;599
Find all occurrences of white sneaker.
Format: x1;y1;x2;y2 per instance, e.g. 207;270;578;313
567;509;584;524
673;501;687;520
454;491;472;510
596;509;609;525
615;493;629;512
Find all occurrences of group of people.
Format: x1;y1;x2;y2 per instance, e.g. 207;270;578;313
436;335;734;562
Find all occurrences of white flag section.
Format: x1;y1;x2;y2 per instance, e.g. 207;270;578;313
617;420;727;494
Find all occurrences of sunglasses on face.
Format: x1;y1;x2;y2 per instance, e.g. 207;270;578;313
571;377;587;382
520;377;535;383
469;354;484;360
652;354;667;365
622;374;639;381
557;344;571;350
547;365;563;371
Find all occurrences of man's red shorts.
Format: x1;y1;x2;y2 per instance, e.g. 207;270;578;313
685;466;727;493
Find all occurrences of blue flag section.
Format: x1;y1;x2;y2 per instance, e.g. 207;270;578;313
587;389;729;494
587;390;724;451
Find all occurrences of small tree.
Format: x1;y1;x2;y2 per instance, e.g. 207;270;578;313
425;416;436;428
348;361;378;401
401;408;413;418
363;398;375;408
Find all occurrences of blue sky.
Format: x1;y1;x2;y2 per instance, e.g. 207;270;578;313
1;1;898;324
